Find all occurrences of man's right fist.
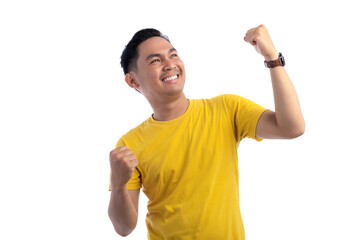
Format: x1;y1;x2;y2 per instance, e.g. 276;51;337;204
109;146;138;190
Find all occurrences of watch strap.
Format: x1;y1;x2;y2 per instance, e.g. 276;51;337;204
264;53;285;68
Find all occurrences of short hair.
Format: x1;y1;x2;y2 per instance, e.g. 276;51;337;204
120;28;170;75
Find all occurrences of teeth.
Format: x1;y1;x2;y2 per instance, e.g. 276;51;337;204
163;75;178;82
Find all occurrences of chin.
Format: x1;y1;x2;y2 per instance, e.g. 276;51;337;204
165;86;185;97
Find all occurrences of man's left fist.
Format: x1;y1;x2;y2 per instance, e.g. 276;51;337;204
244;24;278;61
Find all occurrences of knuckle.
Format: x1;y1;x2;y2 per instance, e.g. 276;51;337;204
122;156;130;163
109;152;118;163
114;151;123;159
118;145;129;151
130;162;138;169
110;146;127;156
125;162;134;170
110;146;136;164
123;155;136;163
109;149;116;156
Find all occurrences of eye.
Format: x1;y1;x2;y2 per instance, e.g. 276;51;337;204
150;58;160;64
171;53;178;58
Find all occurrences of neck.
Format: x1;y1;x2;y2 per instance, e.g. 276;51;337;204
150;93;189;121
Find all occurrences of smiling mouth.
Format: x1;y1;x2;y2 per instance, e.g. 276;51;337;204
162;74;179;82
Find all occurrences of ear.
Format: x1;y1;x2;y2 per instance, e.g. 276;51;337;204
125;73;141;93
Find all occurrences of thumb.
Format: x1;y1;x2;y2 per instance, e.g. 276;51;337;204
243;36;257;46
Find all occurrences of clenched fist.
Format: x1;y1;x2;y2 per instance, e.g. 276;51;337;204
109;146;138;191
244;24;278;61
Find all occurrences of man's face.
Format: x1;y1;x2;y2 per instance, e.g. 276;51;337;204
131;36;186;101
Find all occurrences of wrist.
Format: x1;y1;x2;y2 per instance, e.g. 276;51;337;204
111;187;129;199
264;52;279;61
111;182;128;192
264;52;285;68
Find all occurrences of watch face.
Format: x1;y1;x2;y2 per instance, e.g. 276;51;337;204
280;53;285;66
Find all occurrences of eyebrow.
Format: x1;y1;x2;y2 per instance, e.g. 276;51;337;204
146;48;177;62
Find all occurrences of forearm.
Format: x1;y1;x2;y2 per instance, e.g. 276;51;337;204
108;187;137;237
269;66;305;137
244;25;305;138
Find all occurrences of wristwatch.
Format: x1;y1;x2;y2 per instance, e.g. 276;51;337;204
264;52;285;68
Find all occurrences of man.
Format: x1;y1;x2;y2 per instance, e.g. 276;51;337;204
108;25;305;239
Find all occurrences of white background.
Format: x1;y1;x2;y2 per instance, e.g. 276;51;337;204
1;0;359;239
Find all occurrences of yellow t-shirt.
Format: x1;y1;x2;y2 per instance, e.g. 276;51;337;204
113;94;267;239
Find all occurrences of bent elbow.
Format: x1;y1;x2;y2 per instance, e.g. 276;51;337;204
291;129;305;139
286;125;305;139
115;226;135;237
117;230;131;237
116;229;128;237
109;212;137;237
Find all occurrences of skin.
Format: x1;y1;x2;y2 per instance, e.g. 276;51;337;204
108;146;139;236
109;24;305;236
125;36;189;121
243;25;305;139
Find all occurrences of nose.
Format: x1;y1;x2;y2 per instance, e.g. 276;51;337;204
163;58;177;71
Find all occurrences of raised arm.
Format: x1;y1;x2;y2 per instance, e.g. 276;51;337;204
108;146;140;236
244;25;305;139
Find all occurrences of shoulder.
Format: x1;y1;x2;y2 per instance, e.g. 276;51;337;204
205;94;247;109
205;94;265;118
115;117;152;149
208;94;245;103
192;94;242;104
215;94;261;108
190;94;245;117
189;94;245;112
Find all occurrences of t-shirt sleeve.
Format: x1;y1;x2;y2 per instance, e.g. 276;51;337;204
108;137;142;191
223;94;268;142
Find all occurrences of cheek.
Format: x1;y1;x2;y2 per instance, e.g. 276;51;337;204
178;59;185;70
179;63;186;76
138;69;160;86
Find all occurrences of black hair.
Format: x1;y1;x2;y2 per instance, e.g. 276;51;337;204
120;28;170;75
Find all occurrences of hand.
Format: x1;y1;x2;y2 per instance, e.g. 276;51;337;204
244;24;278;61
109;146;139;190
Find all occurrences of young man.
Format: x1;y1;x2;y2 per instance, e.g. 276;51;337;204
108;25;305;239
